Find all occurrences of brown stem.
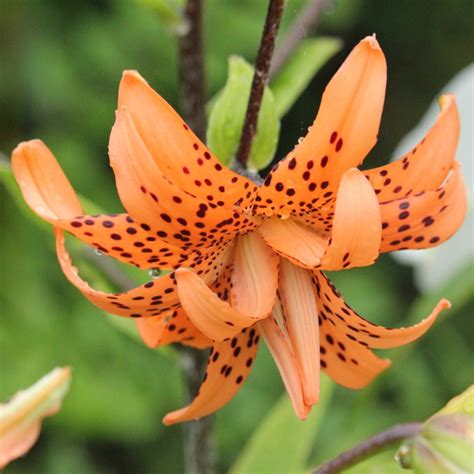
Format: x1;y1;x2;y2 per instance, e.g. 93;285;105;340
269;0;332;79
179;347;216;474
235;0;285;168
312;422;423;474
178;2;215;473
179;0;206;140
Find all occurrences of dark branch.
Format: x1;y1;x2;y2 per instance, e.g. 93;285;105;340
312;422;423;474
178;0;206;140
235;0;285;168
179;347;216;474
269;0;332;79
177;2;215;473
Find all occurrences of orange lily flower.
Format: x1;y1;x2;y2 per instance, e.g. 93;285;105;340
12;36;467;424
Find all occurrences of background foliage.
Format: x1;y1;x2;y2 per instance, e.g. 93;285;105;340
1;0;473;472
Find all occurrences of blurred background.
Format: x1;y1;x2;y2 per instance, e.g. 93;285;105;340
1;0;473;473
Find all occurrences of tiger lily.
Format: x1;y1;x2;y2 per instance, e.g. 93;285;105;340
12;36;467;424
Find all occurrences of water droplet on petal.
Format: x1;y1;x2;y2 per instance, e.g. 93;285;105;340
149;268;162;278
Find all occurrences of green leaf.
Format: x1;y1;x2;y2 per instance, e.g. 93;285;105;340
270;37;342;118
135;0;187;35
207;55;280;171
230;375;334;474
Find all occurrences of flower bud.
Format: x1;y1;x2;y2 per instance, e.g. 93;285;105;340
396;386;474;473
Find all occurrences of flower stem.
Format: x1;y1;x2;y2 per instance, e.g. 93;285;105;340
269;0;332;79
235;0;285;169
179;347;216;474
312;422;423;474
179;0;206;140
178;2;215;473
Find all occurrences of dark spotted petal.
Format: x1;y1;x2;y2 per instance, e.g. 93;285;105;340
312;271;450;387
57;214;188;269
109;108;259;251
366;95;460;201
379;163;467;252
253;36;386;219
135;308;212;349
118;70;258;210
163;327;259;425
55;228;233;318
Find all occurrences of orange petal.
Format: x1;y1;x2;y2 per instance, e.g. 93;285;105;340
118;70;258;209
55;228;232;318
11;140;82;221
313;271;449;349
110;108;258;250
163;327;259;425
135;308;211;349
254;36;386;218
231;232;279;315
258;301;311;420
319;168;381;270
318;323;391;389
379;163;467;253
258;218;327;268
366;95;460;200
279;259;320;405
175;264;272;341
11;140;185;269
57;213;188;269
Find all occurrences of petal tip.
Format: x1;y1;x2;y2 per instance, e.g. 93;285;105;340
439;298;452;311
121;70;143;82
362;34;381;51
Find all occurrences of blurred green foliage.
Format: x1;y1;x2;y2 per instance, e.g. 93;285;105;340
1;0;473;473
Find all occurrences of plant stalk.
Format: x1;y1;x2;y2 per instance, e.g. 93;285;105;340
177;1;215;473
312;422;423;474
235;0;285;168
179;0;206;140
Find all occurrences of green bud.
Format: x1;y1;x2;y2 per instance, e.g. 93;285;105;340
396;386;474;473
207;56;280;172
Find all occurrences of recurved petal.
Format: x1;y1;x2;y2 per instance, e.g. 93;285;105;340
163;327;259;425
379;163;467;253
319;168;381;270
231;232;279;315
258;218;327;268
12;140;82;221
258;306;311;420
175;263;272;341
118;70;258;209
55;228;232;318
319;322;391;389
366;95;460;200
313;271;450;350
254;36;386;218
135;308;211;349
110;108;257;250
279;259;320;405
11;139;186;269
